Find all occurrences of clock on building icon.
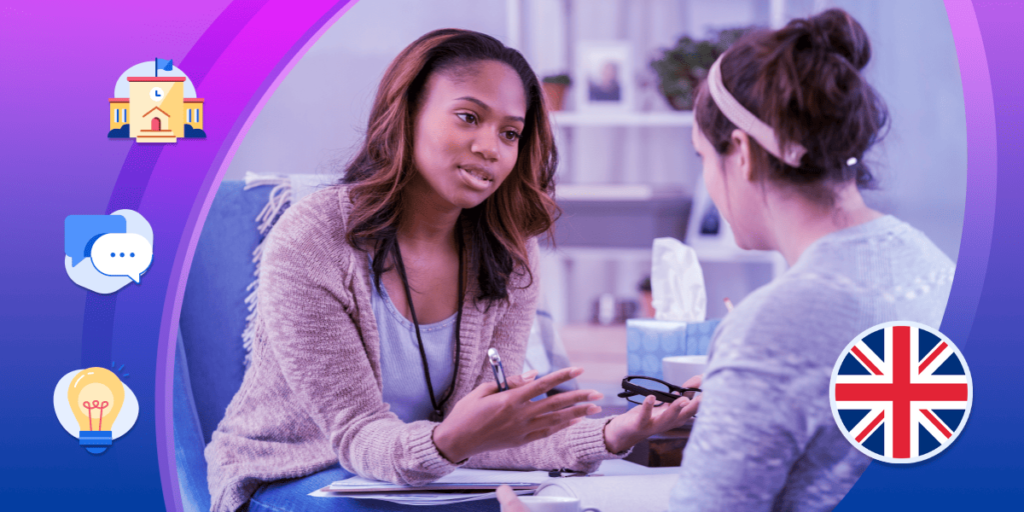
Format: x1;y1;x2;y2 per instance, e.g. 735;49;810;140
108;58;206;143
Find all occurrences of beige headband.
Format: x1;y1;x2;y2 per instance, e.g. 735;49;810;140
706;55;807;168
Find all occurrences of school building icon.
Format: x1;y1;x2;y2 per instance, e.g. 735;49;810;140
108;76;205;143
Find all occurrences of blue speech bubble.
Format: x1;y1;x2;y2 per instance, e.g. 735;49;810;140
65;215;127;267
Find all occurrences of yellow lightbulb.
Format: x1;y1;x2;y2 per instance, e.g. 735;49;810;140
67;367;124;453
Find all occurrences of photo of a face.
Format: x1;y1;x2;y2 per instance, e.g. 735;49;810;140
576;41;632;111
589;60;621;102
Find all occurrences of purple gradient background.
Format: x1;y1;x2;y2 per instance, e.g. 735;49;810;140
0;0;1020;510
0;1;355;510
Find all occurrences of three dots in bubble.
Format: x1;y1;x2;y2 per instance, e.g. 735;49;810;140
109;252;136;258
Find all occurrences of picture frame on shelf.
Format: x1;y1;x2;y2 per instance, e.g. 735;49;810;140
575;41;635;112
685;179;737;251
685;180;789;278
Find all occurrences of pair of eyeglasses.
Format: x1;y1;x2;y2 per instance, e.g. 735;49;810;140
618;375;701;406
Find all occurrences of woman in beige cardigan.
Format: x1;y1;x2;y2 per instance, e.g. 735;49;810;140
205;29;699;512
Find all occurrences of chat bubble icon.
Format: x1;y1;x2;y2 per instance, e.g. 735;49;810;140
90;233;153;283
65;215;127;267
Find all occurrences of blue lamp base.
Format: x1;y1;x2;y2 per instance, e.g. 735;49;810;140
79;431;112;454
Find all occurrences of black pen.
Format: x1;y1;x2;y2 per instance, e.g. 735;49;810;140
548;468;599;478
488;348;510;391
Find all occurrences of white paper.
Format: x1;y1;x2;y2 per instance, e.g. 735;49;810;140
309;489;533;505
327;467;551;490
312;460;664;506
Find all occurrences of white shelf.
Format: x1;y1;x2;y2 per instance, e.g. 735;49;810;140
545;246;653;262
555;183;686;201
545;245;785;267
550;110;694;127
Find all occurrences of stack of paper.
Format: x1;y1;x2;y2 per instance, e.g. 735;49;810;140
310;460;679;506
311;488;534;506
311;467;550;505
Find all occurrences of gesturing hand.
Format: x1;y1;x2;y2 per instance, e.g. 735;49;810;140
431;367;603;463
602;374;703;454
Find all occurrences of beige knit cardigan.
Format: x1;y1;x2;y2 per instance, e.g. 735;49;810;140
204;186;622;512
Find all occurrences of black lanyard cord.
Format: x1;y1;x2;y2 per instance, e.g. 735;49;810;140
392;230;464;422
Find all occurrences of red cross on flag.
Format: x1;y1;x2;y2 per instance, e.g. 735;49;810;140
830;321;972;463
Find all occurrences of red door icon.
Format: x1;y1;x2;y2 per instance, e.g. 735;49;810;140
151;118;161;131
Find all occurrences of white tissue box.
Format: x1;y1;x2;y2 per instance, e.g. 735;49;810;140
625;318;720;381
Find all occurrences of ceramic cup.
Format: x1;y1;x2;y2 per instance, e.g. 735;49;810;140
518;495;601;512
662;355;708;389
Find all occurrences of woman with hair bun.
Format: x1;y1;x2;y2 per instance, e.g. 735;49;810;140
206;28;699;512
501;9;957;512
665;8;956;510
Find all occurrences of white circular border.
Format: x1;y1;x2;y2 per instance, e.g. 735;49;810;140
829;320;973;464
53;369;139;439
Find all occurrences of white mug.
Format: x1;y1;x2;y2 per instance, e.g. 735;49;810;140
662;355;708;388
518;495;601;512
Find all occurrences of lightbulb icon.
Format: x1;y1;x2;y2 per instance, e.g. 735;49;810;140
67;367;124;453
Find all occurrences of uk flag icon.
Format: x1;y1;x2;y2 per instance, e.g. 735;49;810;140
829;321;972;463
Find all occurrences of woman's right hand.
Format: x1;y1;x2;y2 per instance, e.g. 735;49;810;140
431;367;603;463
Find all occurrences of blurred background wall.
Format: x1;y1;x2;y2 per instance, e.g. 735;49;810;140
225;0;965;332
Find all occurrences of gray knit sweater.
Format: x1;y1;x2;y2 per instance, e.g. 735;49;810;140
669;215;955;511
204;186;619;512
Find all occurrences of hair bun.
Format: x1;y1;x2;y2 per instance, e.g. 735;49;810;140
807;8;871;70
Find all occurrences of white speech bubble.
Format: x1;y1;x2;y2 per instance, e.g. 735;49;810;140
91;233;153;283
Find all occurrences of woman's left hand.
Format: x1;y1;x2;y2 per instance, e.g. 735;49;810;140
602;374;703;454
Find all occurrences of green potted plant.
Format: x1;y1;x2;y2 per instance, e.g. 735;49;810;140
542;74;572;111
650;27;751;111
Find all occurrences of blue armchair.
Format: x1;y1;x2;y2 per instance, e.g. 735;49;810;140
174;180;269;512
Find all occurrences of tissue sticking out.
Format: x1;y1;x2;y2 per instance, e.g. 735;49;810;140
650;237;707;322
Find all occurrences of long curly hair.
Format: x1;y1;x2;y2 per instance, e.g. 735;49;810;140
341;29;559;302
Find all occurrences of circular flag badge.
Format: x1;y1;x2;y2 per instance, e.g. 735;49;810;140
829;321;972;464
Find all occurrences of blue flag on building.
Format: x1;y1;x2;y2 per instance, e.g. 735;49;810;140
155;58;173;76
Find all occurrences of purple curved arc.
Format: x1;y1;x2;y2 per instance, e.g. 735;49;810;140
938;0;997;349
178;0;273;87
103;0;272;215
836;1;998;509
148;2;360;511
82;0;272;375
82;0;281;507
